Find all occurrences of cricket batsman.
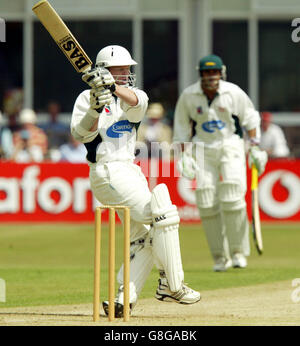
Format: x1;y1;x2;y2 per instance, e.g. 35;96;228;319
173;54;268;271
71;45;200;317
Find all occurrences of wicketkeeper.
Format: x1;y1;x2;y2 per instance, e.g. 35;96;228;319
173;54;268;271
71;45;200;317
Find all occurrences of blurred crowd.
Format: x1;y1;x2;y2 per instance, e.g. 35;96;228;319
0;88;293;164
0;89;87;163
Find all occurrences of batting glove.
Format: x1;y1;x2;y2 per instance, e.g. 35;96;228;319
177;152;197;180
90;87;113;111
82;67;116;92
248;145;268;175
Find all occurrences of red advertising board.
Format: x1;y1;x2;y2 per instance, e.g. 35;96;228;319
0;162;92;222
147;158;300;222
0;159;299;222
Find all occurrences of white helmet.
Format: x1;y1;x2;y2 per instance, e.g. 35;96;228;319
96;45;137;68
96;45;137;87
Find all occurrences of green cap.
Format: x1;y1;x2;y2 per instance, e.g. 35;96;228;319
198;54;223;71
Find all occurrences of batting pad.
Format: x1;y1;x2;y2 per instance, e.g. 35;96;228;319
195;185;217;209
219;181;246;211
117;245;153;300
223;207;250;256
151;184;184;292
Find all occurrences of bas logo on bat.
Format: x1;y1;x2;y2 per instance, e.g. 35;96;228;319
59;35;90;72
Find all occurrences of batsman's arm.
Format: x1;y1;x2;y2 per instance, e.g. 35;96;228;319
71;91;100;143
120;88;149;123
173;93;193;144
114;85;138;107
89;118;99;132
247;128;259;145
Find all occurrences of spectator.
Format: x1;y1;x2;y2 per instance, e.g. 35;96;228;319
0;110;12;159
1;89;23;159
137;102;172;158
2;88;23;133
260;112;290;158
59;134;87;163
13;108;48;159
11;128;43;162
40;101;69;149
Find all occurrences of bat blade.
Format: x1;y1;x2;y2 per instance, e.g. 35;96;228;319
32;0;92;73
251;165;263;255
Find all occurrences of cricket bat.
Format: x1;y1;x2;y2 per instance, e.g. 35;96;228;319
251;165;263;255
32;0;92;73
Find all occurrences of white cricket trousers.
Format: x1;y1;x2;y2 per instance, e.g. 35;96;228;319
89;160;152;242
89;160;154;298
195;135;250;258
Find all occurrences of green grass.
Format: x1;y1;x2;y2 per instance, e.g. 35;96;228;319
0;223;299;308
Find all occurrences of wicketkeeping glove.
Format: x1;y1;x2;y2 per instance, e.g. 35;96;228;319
248;145;268;175
82;67;116;92
90;87;113;110
177;152;197;180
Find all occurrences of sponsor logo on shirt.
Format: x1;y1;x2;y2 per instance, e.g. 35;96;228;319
202;120;226;133
106;120;134;138
104;106;112;115
197;106;203;114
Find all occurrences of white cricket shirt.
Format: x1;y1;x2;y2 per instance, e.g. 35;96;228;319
173;80;260;147
71;88;148;163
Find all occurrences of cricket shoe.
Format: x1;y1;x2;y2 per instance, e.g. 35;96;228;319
213;257;232;272
232;253;247;268
103;284;137;318
155;278;201;304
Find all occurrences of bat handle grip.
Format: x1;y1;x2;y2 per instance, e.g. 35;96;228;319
251;165;258;190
